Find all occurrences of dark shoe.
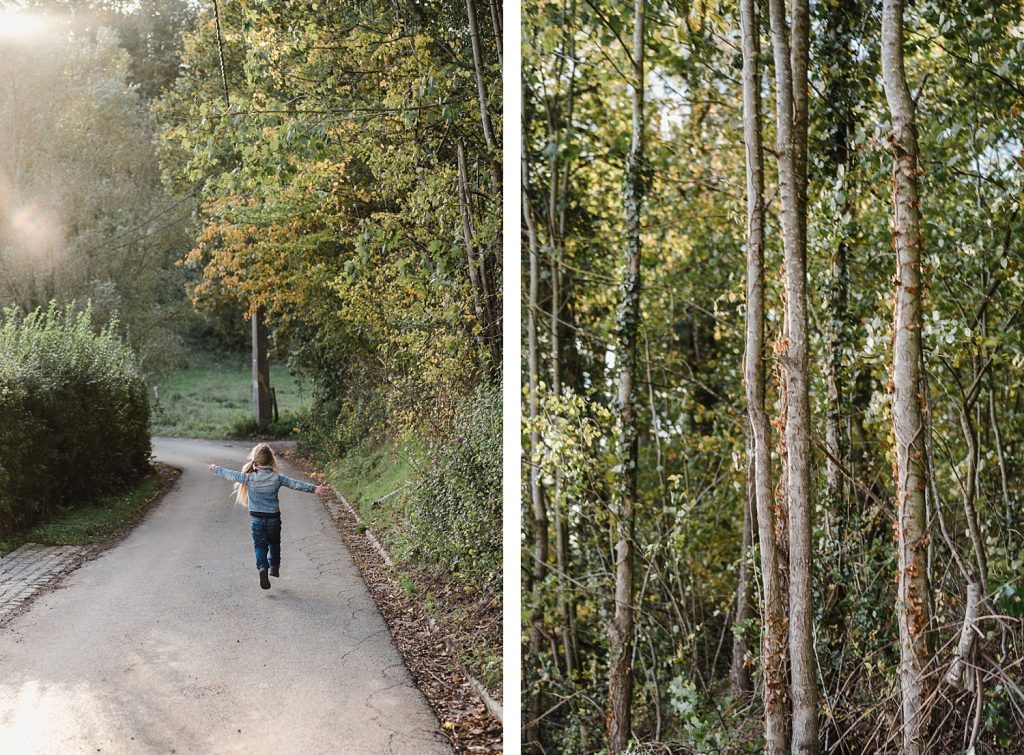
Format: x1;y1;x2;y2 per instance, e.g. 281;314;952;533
259;568;270;589
270;566;279;578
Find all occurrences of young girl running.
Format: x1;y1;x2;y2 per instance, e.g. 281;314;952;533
208;443;329;589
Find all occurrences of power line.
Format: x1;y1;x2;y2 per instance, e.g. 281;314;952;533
212;0;231;106
73;191;198;261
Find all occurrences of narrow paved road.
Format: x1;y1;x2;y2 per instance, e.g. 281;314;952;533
0;437;451;754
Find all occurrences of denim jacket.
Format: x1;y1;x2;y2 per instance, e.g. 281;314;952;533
211;465;317;514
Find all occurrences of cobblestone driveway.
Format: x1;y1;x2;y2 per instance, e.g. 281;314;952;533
0;543;89;627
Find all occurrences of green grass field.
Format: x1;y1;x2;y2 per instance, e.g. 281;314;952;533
149;351;310;438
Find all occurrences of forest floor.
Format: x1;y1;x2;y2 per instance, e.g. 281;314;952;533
283;447;503;753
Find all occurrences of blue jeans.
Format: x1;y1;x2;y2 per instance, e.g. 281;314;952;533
251;516;281;571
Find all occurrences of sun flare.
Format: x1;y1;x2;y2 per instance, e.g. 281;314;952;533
0;11;52;43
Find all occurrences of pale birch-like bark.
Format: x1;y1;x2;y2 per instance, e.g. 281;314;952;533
464;0;500;189
881;0;932;750
766;0;817;749
522;135;548;755
607;0;645;750
740;0;789;749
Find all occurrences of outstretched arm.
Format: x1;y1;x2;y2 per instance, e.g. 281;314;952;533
208;464;247;482
280;474;330;497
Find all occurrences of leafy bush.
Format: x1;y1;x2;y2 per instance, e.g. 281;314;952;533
0;304;150;535
226;410;306;440
409;386;501;586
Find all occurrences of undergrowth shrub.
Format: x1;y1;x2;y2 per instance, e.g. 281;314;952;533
409;386;501;587
0;304;150;535
304;381;500;589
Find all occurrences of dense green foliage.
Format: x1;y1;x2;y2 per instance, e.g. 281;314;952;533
523;0;1024;751
411;386;502;583
0;305;150;535
322;387;502;587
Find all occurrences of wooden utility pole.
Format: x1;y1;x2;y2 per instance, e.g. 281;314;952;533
252;306;272;426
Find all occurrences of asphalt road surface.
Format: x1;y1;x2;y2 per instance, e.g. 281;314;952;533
0;437;451;754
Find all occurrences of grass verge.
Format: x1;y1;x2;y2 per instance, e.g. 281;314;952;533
150;350;309;438
322;434;418;558
0;464;179;557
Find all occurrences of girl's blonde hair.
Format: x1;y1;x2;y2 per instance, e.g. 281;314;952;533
234;443;278;506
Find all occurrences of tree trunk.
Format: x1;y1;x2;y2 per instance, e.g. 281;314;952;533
822;0;856;516
522;134;549;755
730;433;755;699
488;0;502;68
740;0;789;748
251;306;272;426
457;140;500;373
464;0;501;190
767;0;817;749
549;9;578;679
607;1;645;750
881;0;933;750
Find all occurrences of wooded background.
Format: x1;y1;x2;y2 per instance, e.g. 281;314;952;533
522;0;1024;752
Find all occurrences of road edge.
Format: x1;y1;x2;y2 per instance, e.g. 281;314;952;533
0;463;181;630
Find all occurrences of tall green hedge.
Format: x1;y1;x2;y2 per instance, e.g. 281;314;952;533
0;305;150;535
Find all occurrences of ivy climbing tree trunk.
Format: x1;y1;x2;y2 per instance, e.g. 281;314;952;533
821;0;857;516
607;0;645;750
739;0;789;749
547;9;578;680
766;0;817;750
729;440;755;699
881;0;933;751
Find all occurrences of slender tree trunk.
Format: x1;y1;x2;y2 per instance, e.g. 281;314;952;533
959;404;988;594
881;1;932;750
767;0;817;749
989;383;1012;538
548;2;578;680
488;0;502;68
730;432;755;699
522;135;549;755
822;0;856;516
607;1;645;750
457;140;499;373
464;0;501;189
549;178;577;678
740;0;789;748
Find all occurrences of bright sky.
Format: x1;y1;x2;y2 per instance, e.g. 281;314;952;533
0;10;52;43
